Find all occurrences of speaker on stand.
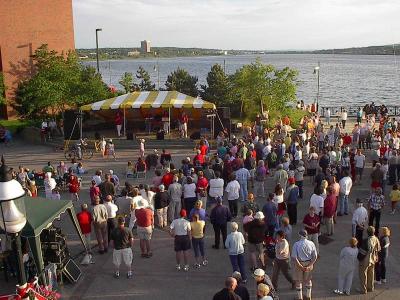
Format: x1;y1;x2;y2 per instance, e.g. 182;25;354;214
63;110;82;140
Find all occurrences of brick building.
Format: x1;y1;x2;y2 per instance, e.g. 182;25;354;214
0;0;75;119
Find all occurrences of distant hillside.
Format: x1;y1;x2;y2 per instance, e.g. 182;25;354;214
313;44;400;55
76;44;400;60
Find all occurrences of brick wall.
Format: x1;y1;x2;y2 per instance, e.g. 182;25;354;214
0;0;75;118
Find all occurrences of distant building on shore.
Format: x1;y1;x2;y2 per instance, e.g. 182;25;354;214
141;40;151;53
128;50;140;57
0;0;75;119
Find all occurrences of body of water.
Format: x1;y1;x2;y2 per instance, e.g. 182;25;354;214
84;54;400;107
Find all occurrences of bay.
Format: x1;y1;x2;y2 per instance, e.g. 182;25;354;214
83;54;400;107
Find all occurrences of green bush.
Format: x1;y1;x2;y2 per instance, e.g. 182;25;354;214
0;119;38;134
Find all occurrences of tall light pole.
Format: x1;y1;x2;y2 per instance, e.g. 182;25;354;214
314;62;320;110
95;28;102;73
153;51;160;90
0;156;27;285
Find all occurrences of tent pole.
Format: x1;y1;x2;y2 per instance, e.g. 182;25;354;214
28;236;47;285
123;108;126;137
168;107;171;136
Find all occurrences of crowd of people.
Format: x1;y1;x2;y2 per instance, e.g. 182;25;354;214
5;106;400;300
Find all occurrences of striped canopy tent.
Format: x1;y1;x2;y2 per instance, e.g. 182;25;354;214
80;90;216;111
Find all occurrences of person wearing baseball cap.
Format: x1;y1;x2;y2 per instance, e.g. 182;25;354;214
291;229;318;300
252;268;277;299
244;211;266;271
170;209;191;271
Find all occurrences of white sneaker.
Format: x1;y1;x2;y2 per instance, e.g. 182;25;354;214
176;264;181;271
183;265;189;271
390;210;395;215
333;289;343;295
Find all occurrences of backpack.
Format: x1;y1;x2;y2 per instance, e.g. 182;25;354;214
357;238;369;261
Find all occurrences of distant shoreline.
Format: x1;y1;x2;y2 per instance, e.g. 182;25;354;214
79;51;399;62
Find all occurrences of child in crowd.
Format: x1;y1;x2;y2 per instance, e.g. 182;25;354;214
126;161;135;178
100;137;106;157
106;139;116;160
243;209;254;225
389;184;400;214
77;162;87;175
51;187;61;200
28;180;37;197
139;139;145;158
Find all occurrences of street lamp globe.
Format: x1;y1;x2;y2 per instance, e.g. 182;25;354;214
0;156;26;234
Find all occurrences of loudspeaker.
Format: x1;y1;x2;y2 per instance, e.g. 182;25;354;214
64;110;81;140
62;259;82;283
190;131;201;140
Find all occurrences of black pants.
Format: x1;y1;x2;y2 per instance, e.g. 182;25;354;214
287;203;297;225
369;209;381;234
388;165;396;185
228;199;239;218
296;180;304;199
342;120;346;128
355;225;364;246
107;217;117;244
375;256;387;281
213;223;227;248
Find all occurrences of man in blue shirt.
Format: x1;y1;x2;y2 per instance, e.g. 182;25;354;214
262;193;278;237
235;162;251;202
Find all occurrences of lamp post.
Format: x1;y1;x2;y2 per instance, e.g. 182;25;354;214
95;28;102;73
153;52;160;90
0;156;27;285
314;62;320;110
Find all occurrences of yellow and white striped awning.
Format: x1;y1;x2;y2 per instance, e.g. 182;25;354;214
80;91;216;111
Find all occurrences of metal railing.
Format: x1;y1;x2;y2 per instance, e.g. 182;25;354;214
320;106;400;117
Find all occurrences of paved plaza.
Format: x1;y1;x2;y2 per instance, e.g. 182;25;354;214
1;137;400;300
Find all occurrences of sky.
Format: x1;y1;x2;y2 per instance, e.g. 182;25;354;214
73;0;400;50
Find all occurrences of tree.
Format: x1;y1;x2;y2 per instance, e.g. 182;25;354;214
14;44;112;118
200;64;231;107
232;58;298;120
0;72;6;105
136;66;155;91
165;68;198;97
119;72;134;93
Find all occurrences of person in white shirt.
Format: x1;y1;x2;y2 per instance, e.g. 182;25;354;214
104;195;119;247
225;174;241;218
309;186;324;216
183;177;197;214
44;172;56;199
208;171;224;210
334;238;359;296
338;170;353;215
352;198;368;245
170;209;191;271
225;222;247;282
354;149;366;184
341;110;348;129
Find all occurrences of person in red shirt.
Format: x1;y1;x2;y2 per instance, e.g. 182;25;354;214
162;168;174;188
342;133;352;146
194;150;205;165
115;111;123;137
68;170;80;201
323;186;337;236
303;206;321;254
196;170;209;207
77;203;93;254
135;206;154;258
89;180;100;205
379;143;388;159
199;140;208;156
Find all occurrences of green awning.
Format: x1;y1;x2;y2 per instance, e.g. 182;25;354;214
21;197;73;238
